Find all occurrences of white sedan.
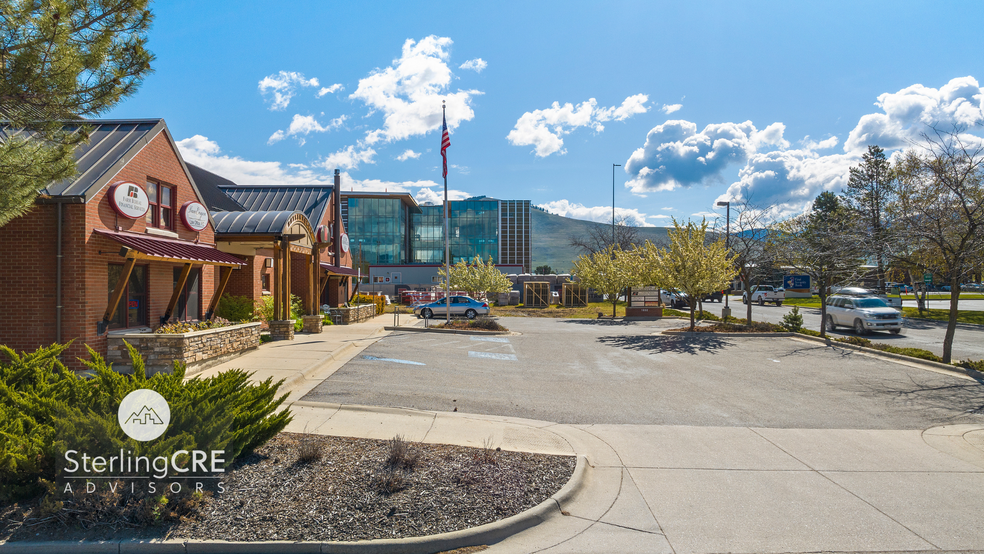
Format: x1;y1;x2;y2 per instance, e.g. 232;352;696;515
414;296;490;319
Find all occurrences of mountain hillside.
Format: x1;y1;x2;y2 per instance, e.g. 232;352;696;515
530;209;672;273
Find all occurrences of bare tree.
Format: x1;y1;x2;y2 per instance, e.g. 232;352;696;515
888;127;984;363
775;192;866;338
718;199;782;325
569;215;641;255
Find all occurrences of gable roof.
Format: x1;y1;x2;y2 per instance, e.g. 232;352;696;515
220;185;333;229
185;163;246;212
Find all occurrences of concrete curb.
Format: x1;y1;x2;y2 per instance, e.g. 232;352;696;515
382;326;510;336
790;333;982;380
277;342;359;391
0;456;588;554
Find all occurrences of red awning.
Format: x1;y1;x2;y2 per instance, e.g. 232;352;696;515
94;229;245;266
319;262;360;276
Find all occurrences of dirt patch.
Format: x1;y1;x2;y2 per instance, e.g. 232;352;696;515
437;319;509;331
0;433;574;544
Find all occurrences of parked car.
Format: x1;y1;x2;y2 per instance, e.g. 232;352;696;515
742;285;784;306
660;290;689;309
701;290;724;302
835;286;902;309
824;295;903;335
414;296;490;319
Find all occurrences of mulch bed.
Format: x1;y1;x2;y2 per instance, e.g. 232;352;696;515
0;433;574;544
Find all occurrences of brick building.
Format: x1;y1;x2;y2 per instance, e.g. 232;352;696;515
0;118;355;370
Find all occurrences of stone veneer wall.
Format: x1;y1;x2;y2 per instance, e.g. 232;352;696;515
330;303;375;324
107;322;261;376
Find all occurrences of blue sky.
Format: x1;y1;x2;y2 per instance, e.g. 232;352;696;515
107;1;984;226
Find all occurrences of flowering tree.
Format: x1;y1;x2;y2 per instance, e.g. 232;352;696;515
658;219;737;331
571;245;641;318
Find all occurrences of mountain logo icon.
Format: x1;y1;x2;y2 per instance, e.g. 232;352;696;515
118;389;170;442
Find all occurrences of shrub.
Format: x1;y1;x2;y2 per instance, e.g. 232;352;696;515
352;293;385;315
385;434;420;471
796;327;822;337
0;342;292;502
961;359;984;372
256;294;305;331
215;295;257;322
781;306;804;332
836;336;872;347
155;317;238;334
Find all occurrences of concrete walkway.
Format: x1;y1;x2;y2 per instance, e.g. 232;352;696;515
198;315;984;553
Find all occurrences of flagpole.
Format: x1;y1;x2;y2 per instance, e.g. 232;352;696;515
443;101;451;325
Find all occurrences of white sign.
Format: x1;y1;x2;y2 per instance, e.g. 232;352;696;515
340;233;350;253
118;389;170;442
180;201;209;231
109;182;149;219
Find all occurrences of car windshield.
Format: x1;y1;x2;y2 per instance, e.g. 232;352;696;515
855;298;888;308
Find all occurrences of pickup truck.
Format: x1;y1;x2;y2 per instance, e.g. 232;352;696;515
742;285;785;306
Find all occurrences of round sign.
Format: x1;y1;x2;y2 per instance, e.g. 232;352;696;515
118;389;170;442
180;201;209;231
109;182;149;219
340;233;350;253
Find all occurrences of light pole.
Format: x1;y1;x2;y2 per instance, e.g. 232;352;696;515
716;201;731;317
612;164;621;249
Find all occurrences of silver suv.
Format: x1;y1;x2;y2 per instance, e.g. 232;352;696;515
825;295;903;335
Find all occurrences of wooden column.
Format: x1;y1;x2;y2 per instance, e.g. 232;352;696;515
273;242;282;321
281;237;291;320
162;263;193;325
310;248;319;315
100;256;137;333
205;265;234;320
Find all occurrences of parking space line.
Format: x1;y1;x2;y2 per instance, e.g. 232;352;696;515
362;355;426;366
468;351;518;361
470;336;510;343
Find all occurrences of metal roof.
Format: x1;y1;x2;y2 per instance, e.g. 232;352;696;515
185;163;246;212
94;229;245;266
221;185;333;227
211;210;308;236
41;119;166;199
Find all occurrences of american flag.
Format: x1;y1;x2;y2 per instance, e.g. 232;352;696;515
441;111;451;178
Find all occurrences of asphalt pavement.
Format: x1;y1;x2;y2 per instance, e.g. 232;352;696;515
718;295;984;361
302;318;983;429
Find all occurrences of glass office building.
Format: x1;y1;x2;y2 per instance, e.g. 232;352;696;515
344;196;408;265
342;193;531;271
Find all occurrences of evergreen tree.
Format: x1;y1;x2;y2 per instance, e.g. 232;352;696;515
844;145;895;292
0;0;155;226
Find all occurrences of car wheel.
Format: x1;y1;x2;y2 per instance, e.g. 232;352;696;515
854;319;868;335
758;297;765;306
421;308;433;319
825;315;836;332
776;301;783;306
742;297;747;304
890;328;901;335
465;309;477;319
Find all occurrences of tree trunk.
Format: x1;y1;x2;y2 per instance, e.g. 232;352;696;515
942;278;960;364
744;274;753;325
818;279;829;338
689;300;696;332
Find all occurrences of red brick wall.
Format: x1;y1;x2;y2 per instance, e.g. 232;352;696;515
0;130;229;371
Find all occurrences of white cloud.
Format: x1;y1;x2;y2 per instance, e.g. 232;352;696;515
661;207;675;211
661;103;682;114
414;186;471;204
844;76;984;152
459;58;487;73
318;145;377;171
316;84;344;97
268;114;347;144
258;71;320;111
349;35;482;145
396;149;421;161
649;214;672;220
507;94;650;157
691;211;718;219
624;119;789;194
541;199;654;227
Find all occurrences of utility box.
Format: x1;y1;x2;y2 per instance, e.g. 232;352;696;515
524;281;551;308
562;283;588;307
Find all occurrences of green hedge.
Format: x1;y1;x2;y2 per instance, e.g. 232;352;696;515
215;294;257;322
352;293;385;315
0;342;291;502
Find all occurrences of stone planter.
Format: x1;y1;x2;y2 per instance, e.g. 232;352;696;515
107;322;261;376
328;304;376;325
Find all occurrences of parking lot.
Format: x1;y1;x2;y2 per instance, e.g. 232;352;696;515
303;318;983;430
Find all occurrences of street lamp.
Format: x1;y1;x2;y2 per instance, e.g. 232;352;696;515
716;200;731;315
612;164;621;249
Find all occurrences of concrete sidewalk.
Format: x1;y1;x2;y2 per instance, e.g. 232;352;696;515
197;314;984;553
